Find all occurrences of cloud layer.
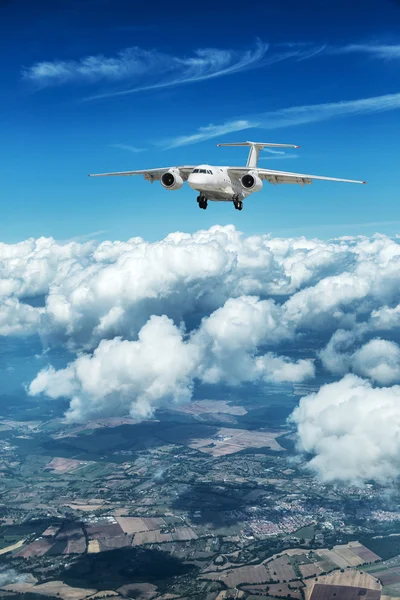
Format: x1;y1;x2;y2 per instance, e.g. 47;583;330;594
3;226;400;484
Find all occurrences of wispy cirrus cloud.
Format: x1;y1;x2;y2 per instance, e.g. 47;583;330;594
22;41;269;90
20;40;400;101
165;120;259;149
60;230;107;243
335;43;400;60
110;143;146;153
259;148;299;160
21;40;322;100
166;91;400;147
260;154;299;160
258;91;400;128
263;148;286;155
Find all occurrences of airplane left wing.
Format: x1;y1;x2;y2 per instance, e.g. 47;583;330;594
88;167;195;181
228;167;366;185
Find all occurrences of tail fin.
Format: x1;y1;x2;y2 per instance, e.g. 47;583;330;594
217;141;300;168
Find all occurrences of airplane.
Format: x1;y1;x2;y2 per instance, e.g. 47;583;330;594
88;141;366;211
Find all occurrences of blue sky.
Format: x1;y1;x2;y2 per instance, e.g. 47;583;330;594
1;0;400;242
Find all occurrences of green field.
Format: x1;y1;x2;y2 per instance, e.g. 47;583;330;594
359;534;400;560
0;534;24;549
294;525;317;540
61;546;195;589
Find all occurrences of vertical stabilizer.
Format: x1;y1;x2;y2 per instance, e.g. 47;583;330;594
246;144;261;168
216;141;300;168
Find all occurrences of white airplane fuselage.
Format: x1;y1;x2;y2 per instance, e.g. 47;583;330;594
187;164;249;201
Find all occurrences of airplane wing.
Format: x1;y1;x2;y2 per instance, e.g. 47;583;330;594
228;167;366;185
88;167;195;181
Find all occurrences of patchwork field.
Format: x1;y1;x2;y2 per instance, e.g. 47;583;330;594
88;539;101;553
43;525;60;537
243;582;303;598
132;526;197;545
299;562;324;578
268;555;297;581
65;502;107;511
304;569;381;600
117;582;158;599
201;563;270;588
53;417;140;438
316;542;380;571
189;427;283;456
17;538;54;558
0;538;25;555
45;457;91;474
349;541;381;563
267;582;304;599
363;554;400;597
202;542;381;592
86;522;124;539
310;584;381;599
171;400;247;416
116;517;165;534
3;581;98;600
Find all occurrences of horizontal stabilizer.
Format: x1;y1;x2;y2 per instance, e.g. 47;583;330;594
216;141;300;149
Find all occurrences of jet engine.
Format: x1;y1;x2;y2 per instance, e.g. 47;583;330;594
161;169;184;190
240;170;263;192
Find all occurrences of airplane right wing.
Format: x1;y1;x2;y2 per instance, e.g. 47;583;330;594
259;168;366;185
88;166;195;181
228;167;366;185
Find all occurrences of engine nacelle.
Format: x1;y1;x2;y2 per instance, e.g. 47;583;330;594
161;169;184;190
240;170;263;192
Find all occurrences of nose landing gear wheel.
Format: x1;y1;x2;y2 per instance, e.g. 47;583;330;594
197;195;208;210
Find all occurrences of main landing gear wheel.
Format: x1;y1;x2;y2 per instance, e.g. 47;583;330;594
197;195;208;210
233;199;243;211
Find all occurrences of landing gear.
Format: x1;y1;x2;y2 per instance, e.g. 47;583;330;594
232;194;243;211
233;196;243;211
197;195;208;210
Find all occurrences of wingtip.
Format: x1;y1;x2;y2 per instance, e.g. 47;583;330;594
363;181;367;184
295;145;300;149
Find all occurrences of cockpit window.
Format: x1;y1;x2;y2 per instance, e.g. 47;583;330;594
199;169;207;174
193;169;199;173
207;170;213;174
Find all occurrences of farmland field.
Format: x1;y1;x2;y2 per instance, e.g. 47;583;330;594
202;563;270;587
310;584;381;599
116;517;165;534
304;568;381;600
189;427;283;456
316;542;377;569
267;555;297;581
132;526;197;545
3;580;97;600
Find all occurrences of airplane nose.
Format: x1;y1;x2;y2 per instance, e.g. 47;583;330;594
188;174;207;189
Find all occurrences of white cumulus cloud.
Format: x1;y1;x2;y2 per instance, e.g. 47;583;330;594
30;303;313;421
291;375;400;485
321;331;400;385
30;316;200;422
